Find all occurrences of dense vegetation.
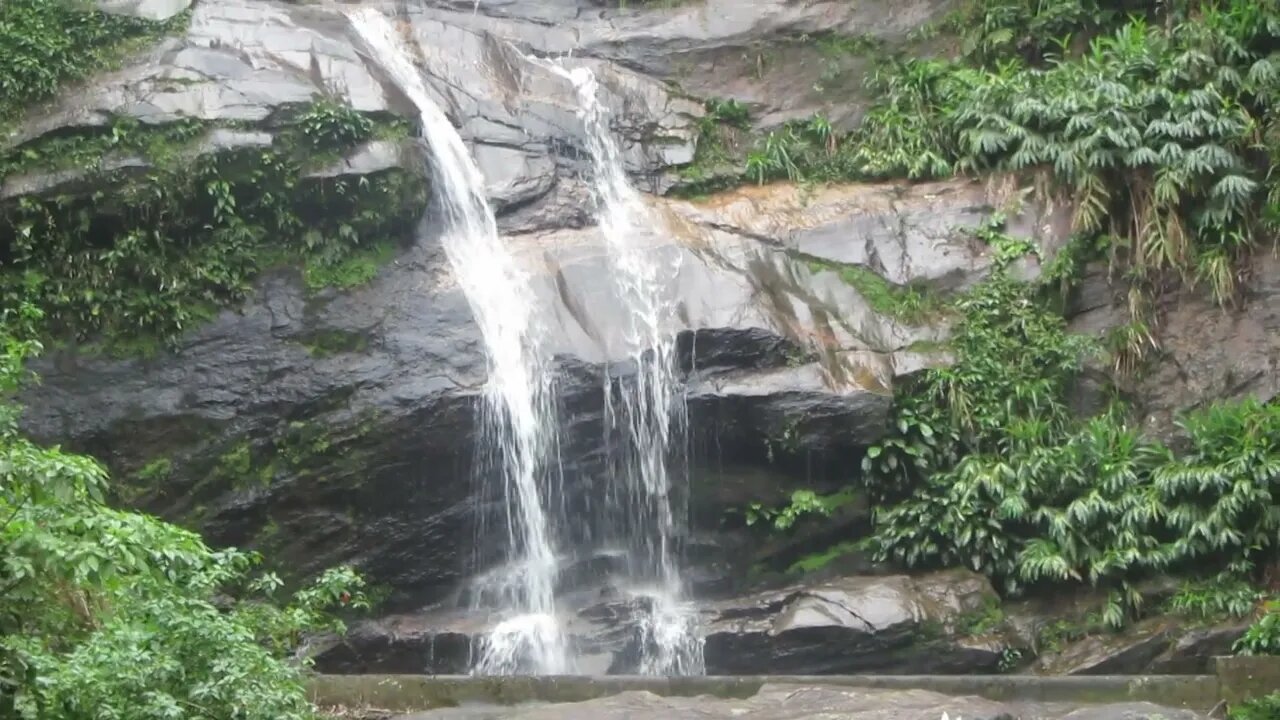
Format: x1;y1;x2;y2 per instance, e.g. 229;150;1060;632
0;2;427;352
684;0;1277;310
1;5;383;717
1;306;369;718
864;245;1279;621
0;105;425;353
0;0;188;124
728;0;1280;688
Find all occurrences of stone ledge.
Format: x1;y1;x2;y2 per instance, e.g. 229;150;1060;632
306;673;1224;713
1214;655;1280;706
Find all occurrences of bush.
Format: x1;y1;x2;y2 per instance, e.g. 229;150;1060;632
0;0;185;122
1;308;367;719
865;257;1280;621
1235;600;1280;656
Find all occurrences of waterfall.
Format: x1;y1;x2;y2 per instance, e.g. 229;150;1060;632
550;63;705;675
347;9;567;675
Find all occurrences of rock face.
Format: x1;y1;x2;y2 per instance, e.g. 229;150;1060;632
312;570;1015;676
1067;252;1280;439
19;156;1042;612
702;570;1010;674
11;0;1276;680
404;0;956;132
1034;617;1250;676
392;685;1206;720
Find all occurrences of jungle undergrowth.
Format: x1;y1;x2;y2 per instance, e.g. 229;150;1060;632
0;102;425;353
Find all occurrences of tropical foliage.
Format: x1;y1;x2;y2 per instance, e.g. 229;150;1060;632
0;2;425;351
685;0;1280;308
1235;599;1280;656
0;307;368;718
0;0;187;123
0;106;423;351
861;246;1280;622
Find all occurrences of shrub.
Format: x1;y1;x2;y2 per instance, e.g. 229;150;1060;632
1;309;367;718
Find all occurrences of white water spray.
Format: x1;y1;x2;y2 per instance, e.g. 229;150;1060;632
347;9;567;675
550;62;704;675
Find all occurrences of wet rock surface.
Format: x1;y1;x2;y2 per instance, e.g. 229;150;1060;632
406;0;955;131
1033;617;1250;676
12;0;1277;679
20;173;1030;612
702;570;1008;674
1067;252;1280;439
312;570;1013;676
390;685;1206;720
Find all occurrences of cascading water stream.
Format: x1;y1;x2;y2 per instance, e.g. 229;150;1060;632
549;62;705;675
346;9;567;675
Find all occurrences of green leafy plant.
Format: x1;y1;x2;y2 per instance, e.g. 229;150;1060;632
0;107;426;350
866;256;1280;620
1168;577;1266;621
997;647;1023;672
1229;691;1280;720
1234;599;1280;656
743;488;857;531
0;0;187;123
288;100;375;152
0;308;367;719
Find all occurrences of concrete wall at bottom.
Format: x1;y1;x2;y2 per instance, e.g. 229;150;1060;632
306;673;1227;713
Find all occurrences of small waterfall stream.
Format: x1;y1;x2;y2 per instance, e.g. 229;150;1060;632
347;10;567;675
549;63;704;675
350;9;702;676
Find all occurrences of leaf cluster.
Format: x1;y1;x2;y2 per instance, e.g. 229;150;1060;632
0;0;186;124
865;262;1280;622
0;321;367;718
742;487;857;531
683;1;1280;311
857;0;1280;306
1234;599;1280;656
0;106;425;350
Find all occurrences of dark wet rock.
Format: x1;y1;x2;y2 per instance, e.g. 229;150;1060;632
1067;252;1280;439
313;570;1005;676
313;614;475;675
393;684;1207;720
1030;614;1251;676
18;173;1055;626
1149;622;1250;674
1036;621;1177;675
703;570;1008;674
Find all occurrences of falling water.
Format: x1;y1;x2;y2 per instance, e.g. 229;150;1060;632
550;63;705;675
347;9;567;675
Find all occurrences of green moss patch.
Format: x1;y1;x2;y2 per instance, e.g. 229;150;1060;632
0;104;427;352
804;258;950;324
0;0;188;125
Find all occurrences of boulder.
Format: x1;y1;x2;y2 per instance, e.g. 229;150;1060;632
1149;622;1250;674
1034;616;1251;676
703;570;1009;674
1035;620;1177;675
